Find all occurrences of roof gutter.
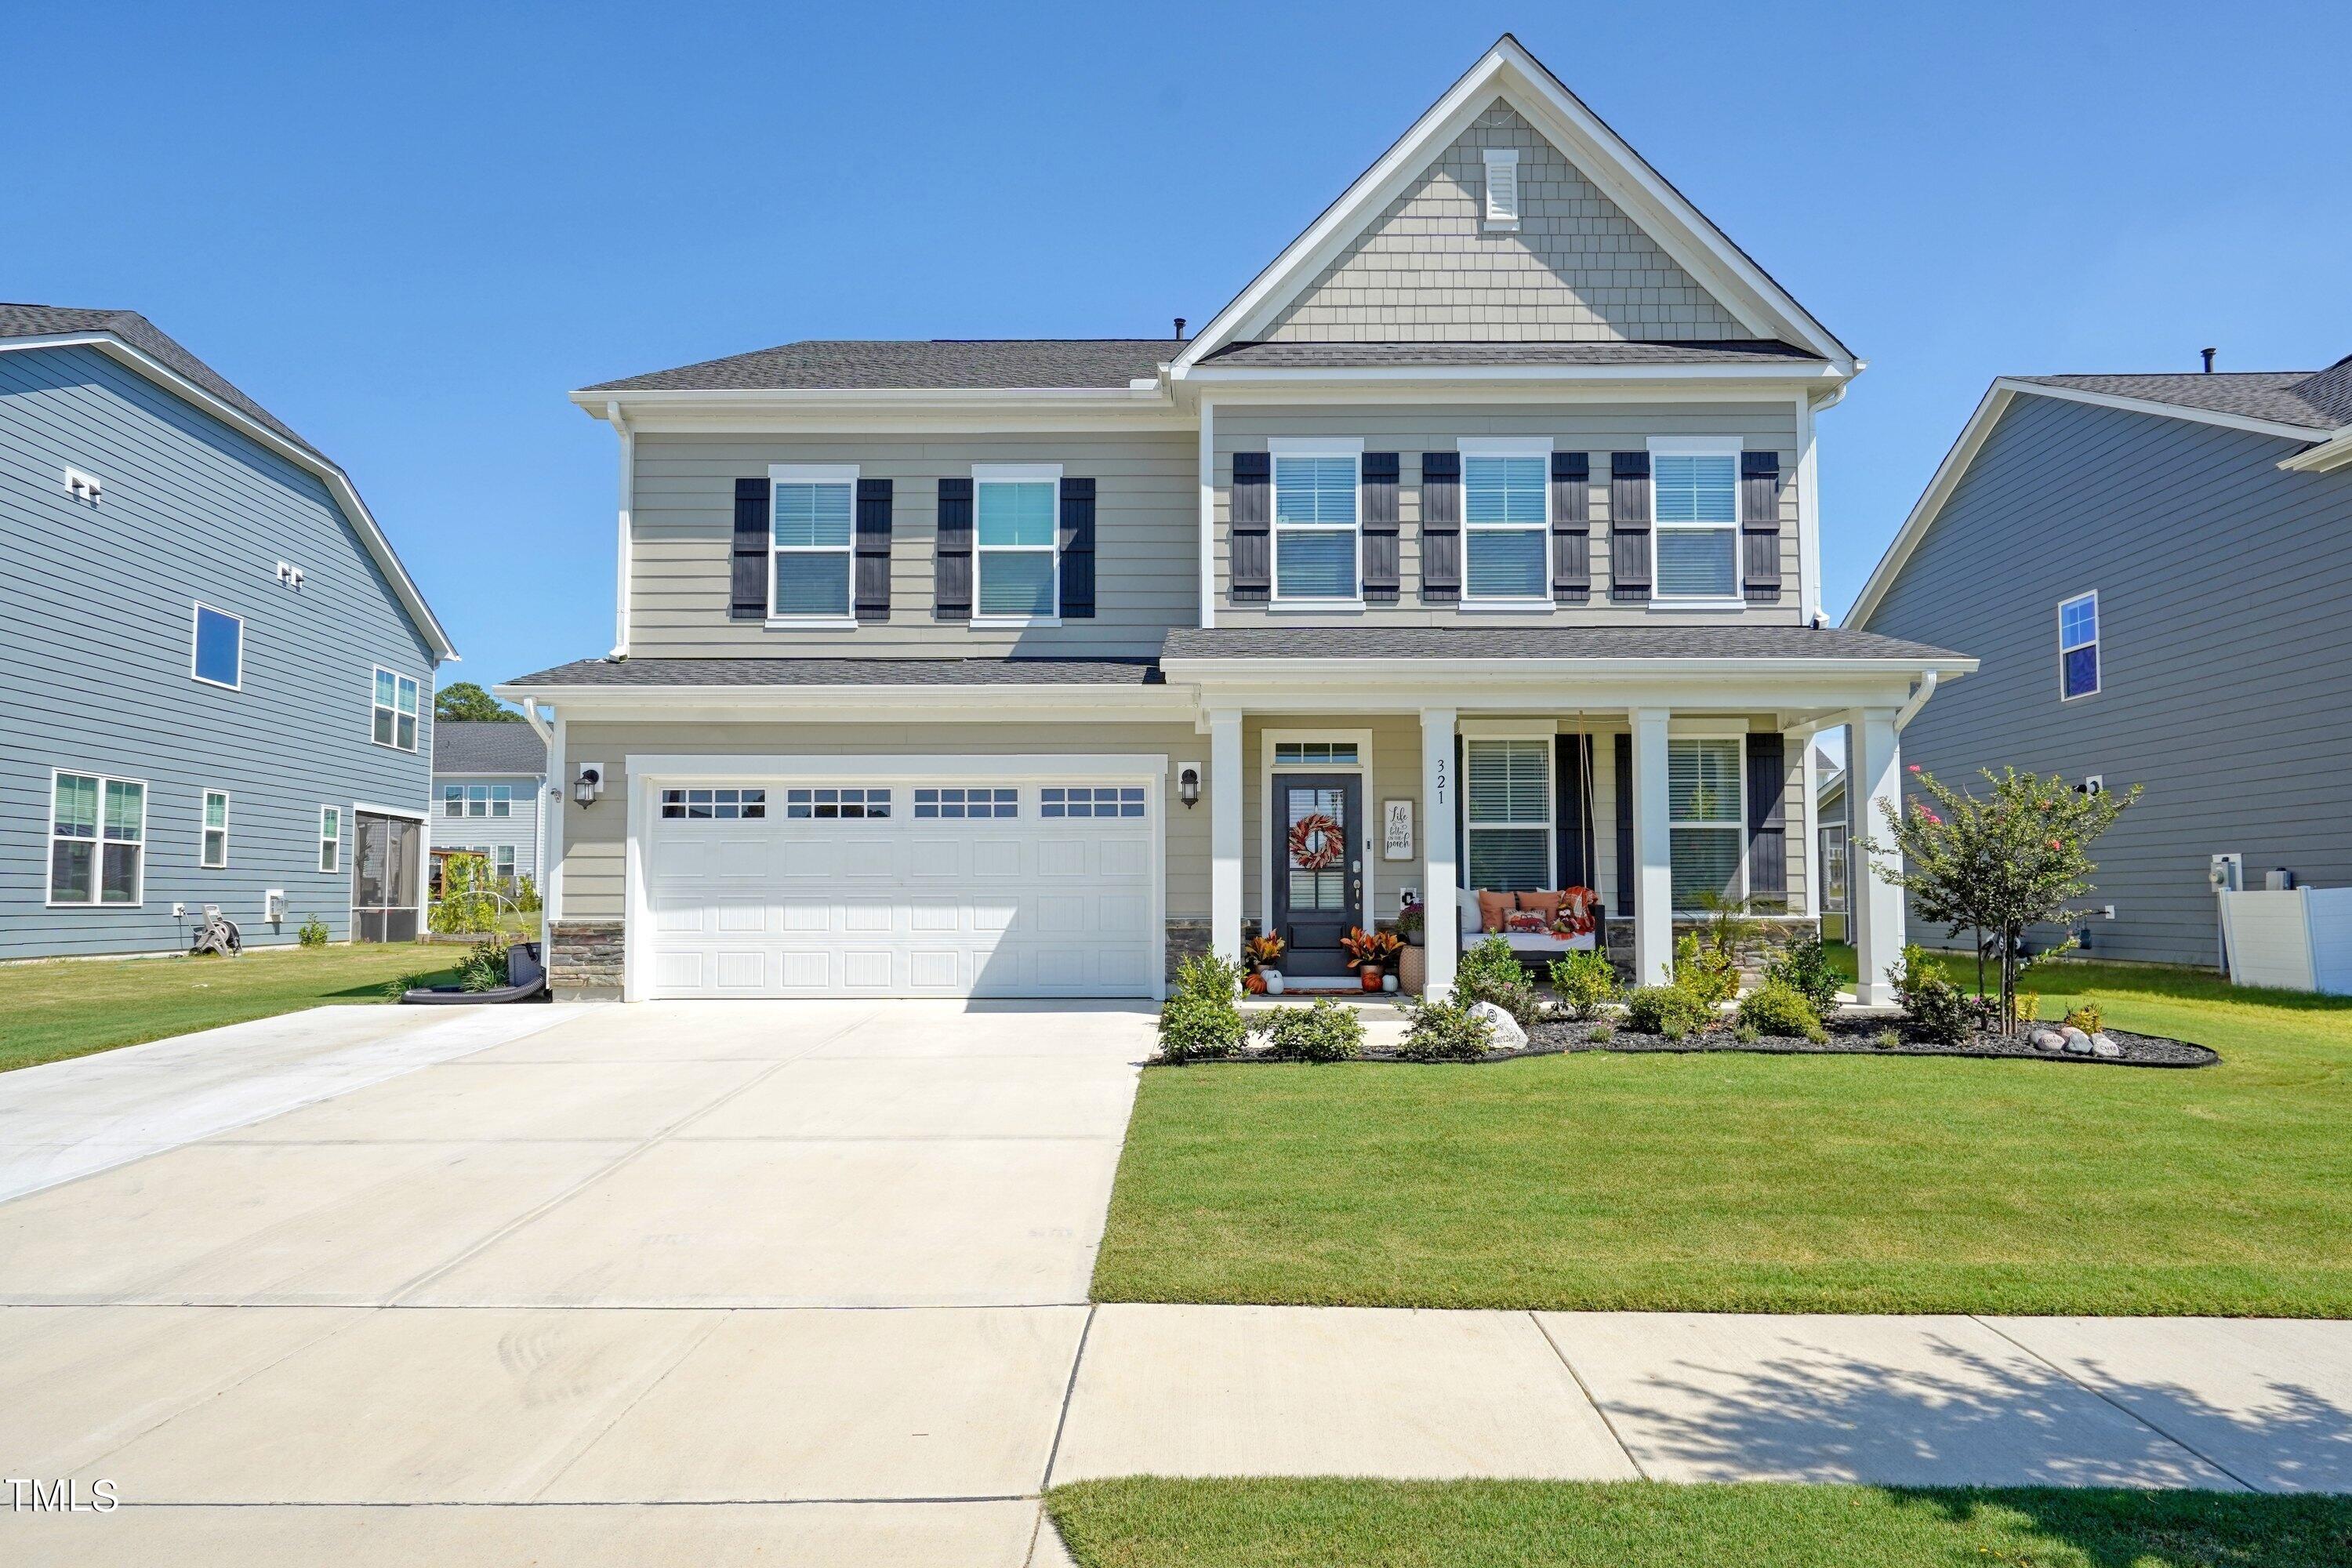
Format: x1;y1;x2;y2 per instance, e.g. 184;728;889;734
604;400;632;659
2281;426;2352;474
1893;669;1939;731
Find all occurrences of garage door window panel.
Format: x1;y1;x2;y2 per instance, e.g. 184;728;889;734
785;786;891;819
915;786;1018;818
660;787;768;820
1042;785;1145;818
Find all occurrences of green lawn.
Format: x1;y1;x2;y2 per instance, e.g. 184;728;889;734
1047;1479;2352;1568
0;944;459;1074
1091;958;2352;1316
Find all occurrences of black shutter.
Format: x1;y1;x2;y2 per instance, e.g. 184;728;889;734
1361;452;1400;603
1555;732;1595;888
1058;477;1096;619
1421;452;1461;602
731;477;768;620
1610;452;1651;601
1230;452;1271;603
933;477;973;622
1741;451;1782;604
853;478;892;622
1746;731;1788;904
1551;451;1590;602
1613;731;1635;916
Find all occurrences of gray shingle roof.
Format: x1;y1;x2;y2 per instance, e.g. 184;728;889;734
583;339;1182;394
0;303;325;459
503;657;1165;688
433;720;547;775
1160;626;1965;662
2015;371;2348;432
1198;339;1821;369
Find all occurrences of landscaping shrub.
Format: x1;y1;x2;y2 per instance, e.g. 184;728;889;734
1454;935;1541;1027
1547;949;1619;1020
429;853;501;936
1673;931;1739;1007
456;938;510;993
380;969;435;1001
1399;993;1495;1061
1895;944;1969;1047
1763;931;1842;1018
1736;978;1828;1044
1159;953;1246;1062
2063;999;2104;1035
1625;984;1713;1040
297;916;330;948
1254;998;1364;1062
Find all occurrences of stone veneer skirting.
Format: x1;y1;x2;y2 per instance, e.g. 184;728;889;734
549;920;624;1000
1163;918;1211;985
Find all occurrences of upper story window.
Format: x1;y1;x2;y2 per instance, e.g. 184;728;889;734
1461;440;1550;604
770;466;857;622
192;603;242;689
1271;440;1361;603
372;667;419;751
444;783;514;818
1650;439;1741;603
1669;737;1744;909
49;771;144;906
2059;591;2100;699
974;464;1061;623
1481;147;1521;230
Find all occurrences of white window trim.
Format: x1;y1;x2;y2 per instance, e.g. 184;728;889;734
201;788;231;869
491;783;512;818
190;601;243;691
2058;590;2100;702
371;666;420;752
1257;727;1376;941
46;768;147;909
765;463;861;629
443;783;464;818
1267;439;1364;607
1481;147;1521;230
1458;437;1555;610
319;805;343;875
1462;735;1555;893
971;463;1064;628
1668;734;1747;913
1648;435;1745;608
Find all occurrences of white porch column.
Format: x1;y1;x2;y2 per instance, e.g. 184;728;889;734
1849;706;1907;1005
1421;706;1458;998
1795;728;1820;920
1208;709;1244;966
1629;706;1675;987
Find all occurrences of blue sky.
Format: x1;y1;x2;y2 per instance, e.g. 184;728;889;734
8;2;2347;694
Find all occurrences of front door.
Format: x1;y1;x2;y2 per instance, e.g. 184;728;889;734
351;811;423;942
1272;773;1361;978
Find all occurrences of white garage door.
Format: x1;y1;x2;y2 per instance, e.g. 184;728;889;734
638;765;1160;999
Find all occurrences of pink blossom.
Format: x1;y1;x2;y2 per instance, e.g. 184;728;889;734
1907;764;1921;774
2046;838;2063;851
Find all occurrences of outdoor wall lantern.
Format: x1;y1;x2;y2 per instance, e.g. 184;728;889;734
1178;763;1201;809
573;764;604;806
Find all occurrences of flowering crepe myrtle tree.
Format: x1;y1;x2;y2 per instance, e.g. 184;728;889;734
1863;765;2137;1033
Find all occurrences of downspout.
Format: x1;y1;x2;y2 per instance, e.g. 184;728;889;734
605;400;633;659
1196;395;1216;630
1893;670;1938;731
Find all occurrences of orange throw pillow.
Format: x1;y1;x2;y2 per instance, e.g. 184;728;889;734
1476;890;1516;933
1517;889;1566;923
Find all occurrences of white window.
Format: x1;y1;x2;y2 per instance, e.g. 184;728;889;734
1465;739;1551;890
2060;591;2100;699
769;465;857;622
445;783;514;818
1669;738;1744;909
1461;441;1551;604
201;789;230;869
443;784;464;818
49;771;144;906
1481;147;1521;229
1041;786;1145;818
782;786;889;820
491;783;511;818
659;787;769;820
319;806;343;873
973;465;1061;622
914;786;1018;818
1270;441;1361;602
489;844;515;884
372;667;419;750
1273;741;1359;766
192;603;242;690
1650;439;1741;603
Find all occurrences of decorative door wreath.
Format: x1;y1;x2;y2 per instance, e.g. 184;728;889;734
1288;812;1346;870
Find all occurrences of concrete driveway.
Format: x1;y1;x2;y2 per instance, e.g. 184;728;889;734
0;999;1151;1566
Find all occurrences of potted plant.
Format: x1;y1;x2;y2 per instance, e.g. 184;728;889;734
1243;932;1287;996
1341;926;1404;991
1396;900;1425;947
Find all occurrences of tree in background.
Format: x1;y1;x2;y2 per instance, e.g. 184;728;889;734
435;681;521;723
1865;765;2136;1032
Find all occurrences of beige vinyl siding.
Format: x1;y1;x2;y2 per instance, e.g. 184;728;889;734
627;430;1196;658
1264;100;1755;344
556;720;1207;923
1213;401;1803;627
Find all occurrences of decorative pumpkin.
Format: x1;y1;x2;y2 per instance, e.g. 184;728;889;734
1243;971;1268;995
1360;966;1382;991
1287;811;1346;871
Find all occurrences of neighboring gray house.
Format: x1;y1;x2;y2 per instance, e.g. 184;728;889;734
431;720;548;895
1849;360;2352;967
0;304;456;957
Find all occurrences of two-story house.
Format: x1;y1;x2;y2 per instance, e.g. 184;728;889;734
502;35;1969;1004
1849;359;2352;969
431;720;549;897
1;305;455;957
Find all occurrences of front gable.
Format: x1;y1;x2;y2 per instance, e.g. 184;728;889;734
1264;100;1754;344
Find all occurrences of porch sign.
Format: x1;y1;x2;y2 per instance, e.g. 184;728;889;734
1382;798;1414;861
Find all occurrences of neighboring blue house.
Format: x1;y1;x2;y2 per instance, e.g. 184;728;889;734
431;721;548;898
1848;359;2352;967
0;304;456;957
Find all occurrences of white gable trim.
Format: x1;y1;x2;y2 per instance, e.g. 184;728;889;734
1172;34;1853;376
2281;427;2352;474
0;331;458;663
1846;377;2339;628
